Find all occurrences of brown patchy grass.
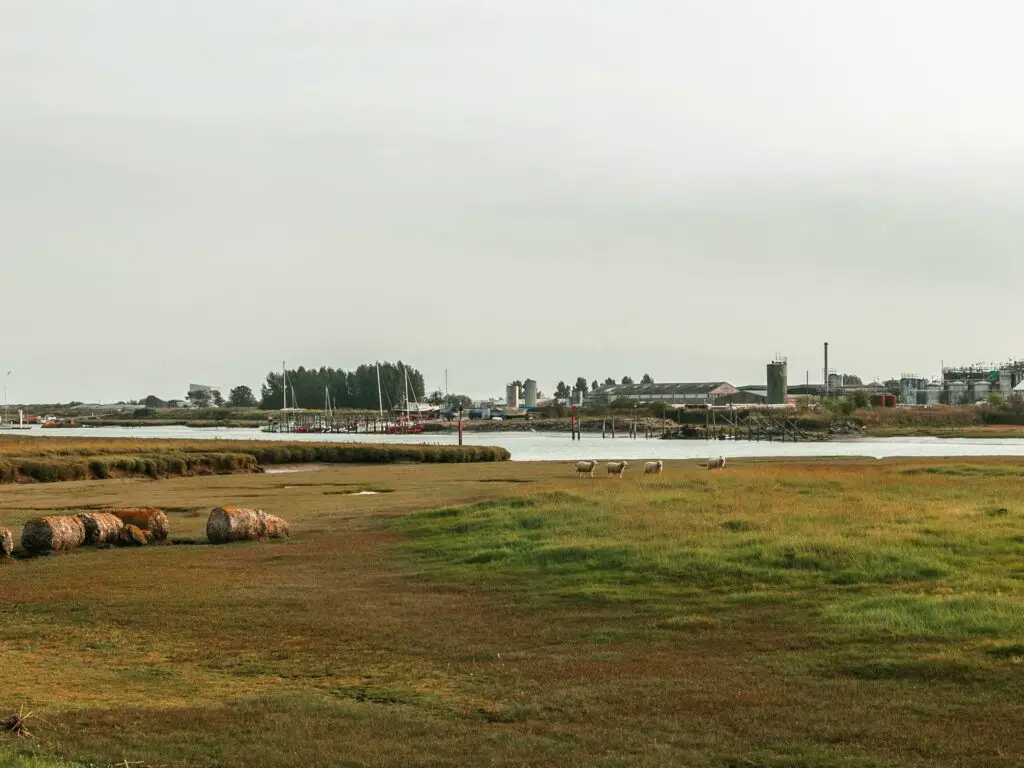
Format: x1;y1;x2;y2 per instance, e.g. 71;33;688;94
0;457;1022;767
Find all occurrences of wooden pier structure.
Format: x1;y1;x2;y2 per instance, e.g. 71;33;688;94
661;407;825;442
262;410;398;435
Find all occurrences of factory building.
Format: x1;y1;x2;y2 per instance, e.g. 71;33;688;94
900;361;1024;405
585;381;738;407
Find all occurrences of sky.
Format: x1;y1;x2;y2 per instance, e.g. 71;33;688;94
2;1;1023;403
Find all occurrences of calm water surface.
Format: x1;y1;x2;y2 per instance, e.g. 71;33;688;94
19;426;1024;462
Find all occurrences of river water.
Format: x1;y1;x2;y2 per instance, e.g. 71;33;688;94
17;426;1024;462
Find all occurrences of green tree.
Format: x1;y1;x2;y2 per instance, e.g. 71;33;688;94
641;373;654;385
212;389;225;407
186;388;212;408
621;376;635;385
426;389;444;406
143;395;166;409
228;385;257;408
844;374;864;386
604;377;616;386
259;361;424;411
574;377;589;395
591;380;599;392
554;381;571;399
850;390;870;409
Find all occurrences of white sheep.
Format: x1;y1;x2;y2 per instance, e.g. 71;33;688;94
607;461;628;478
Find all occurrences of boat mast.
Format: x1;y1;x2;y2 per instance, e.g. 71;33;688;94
404;364;410;421
282;361;287;410
376;362;384;419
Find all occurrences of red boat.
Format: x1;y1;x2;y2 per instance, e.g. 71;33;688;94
385;418;425;435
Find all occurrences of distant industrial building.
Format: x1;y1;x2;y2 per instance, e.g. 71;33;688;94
901;361;1024;405
586;381;738;406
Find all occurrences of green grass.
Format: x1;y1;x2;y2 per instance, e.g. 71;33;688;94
389;475;1024;639
3;458;1024;766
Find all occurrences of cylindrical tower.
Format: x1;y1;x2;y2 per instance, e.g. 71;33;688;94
524;379;537;409
767;359;788;404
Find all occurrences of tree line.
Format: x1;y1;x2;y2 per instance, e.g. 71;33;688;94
551;374;655;400
259;362;426;411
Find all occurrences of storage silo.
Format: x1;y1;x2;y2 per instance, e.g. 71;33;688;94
947;381;968;406
505;383;520;408
767;360;788;405
926;382;942;405
972;380;990;403
900;376;925;406
524;379;538;409
999;369;1013;397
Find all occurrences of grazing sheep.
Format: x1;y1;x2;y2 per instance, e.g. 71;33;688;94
707;456;727;470
644;460;663;475
575;460;598;477
607;461;628;478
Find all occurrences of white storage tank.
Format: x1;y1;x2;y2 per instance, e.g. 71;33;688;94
524;379;537;409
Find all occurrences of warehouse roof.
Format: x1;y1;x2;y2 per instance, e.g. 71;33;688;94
589;382;733;397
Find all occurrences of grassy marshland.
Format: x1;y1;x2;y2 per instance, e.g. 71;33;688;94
0;457;1022;766
0;438;510;484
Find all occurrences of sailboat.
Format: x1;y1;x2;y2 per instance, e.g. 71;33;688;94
386;363;425;434
261;361;302;433
0;372;32;429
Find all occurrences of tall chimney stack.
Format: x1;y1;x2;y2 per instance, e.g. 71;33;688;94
824;342;829;397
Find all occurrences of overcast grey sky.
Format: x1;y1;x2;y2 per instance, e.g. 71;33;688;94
2;1;1023;403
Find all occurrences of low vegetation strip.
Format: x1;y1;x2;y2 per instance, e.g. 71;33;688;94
0;438;509;484
390;461;1024;641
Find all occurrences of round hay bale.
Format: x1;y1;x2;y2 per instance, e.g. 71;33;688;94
103;507;169;542
206;508;291;544
120;524;149;547
206;507;263;544
21;516;86;554
77;512;125;546
0;528;13;558
261;513;291;540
